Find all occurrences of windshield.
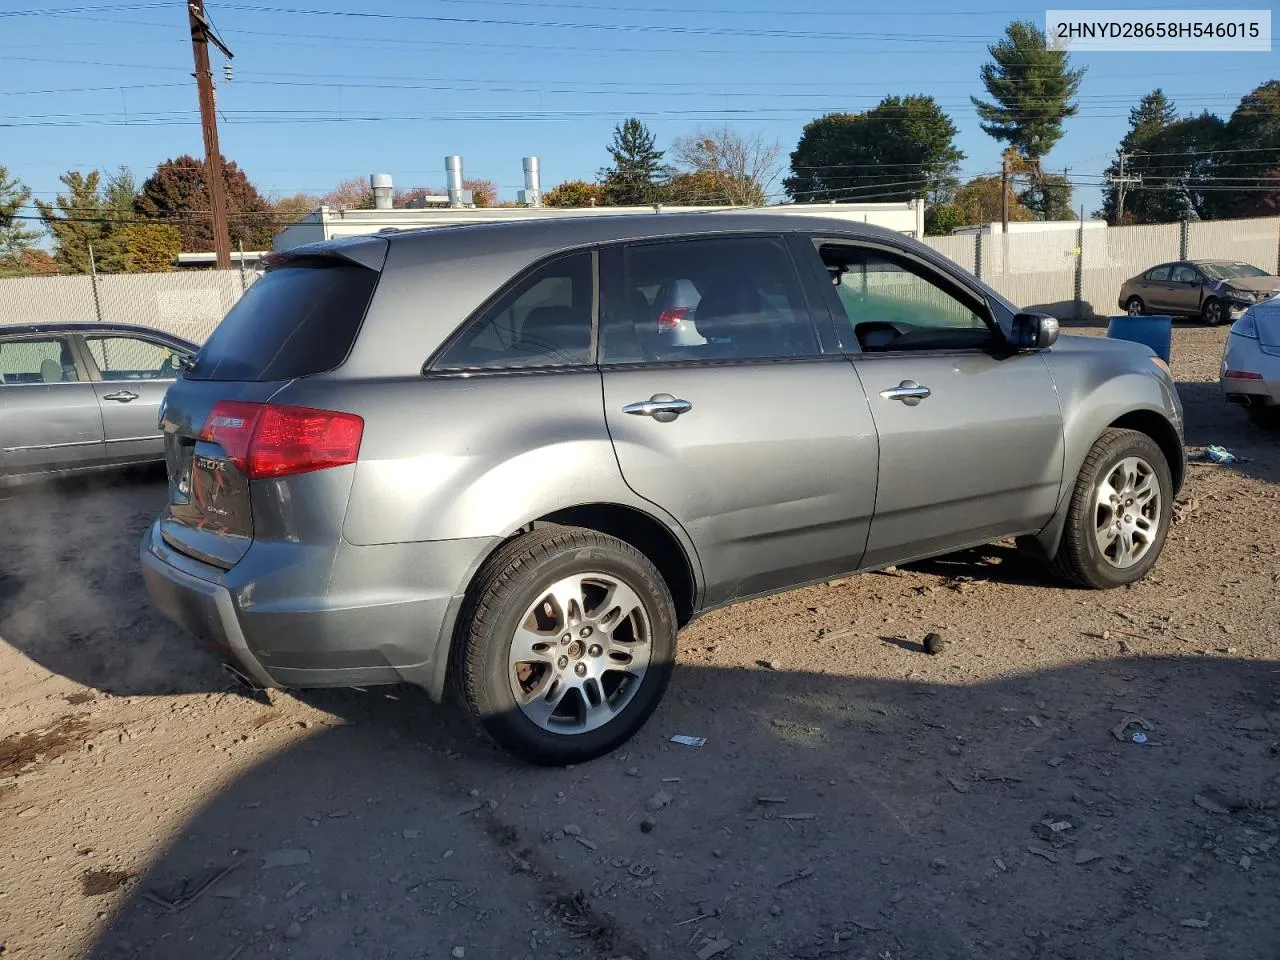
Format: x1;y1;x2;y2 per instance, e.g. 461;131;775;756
1200;262;1269;281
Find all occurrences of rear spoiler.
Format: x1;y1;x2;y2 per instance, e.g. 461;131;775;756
263;234;389;273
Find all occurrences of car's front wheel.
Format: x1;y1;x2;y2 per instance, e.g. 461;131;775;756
1050;428;1173;588
455;526;676;766
1201;297;1225;326
1125;296;1144;317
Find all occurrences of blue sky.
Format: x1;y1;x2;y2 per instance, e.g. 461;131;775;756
1;1;1276;219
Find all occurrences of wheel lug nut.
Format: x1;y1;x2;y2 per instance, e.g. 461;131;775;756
589;644;602;657
574;663;586;677
579;626;592;638
561;633;571;644
558;656;568;669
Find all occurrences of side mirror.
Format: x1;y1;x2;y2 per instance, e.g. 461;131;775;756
1010;312;1060;350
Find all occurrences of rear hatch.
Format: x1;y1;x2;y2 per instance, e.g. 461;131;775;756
158;241;386;569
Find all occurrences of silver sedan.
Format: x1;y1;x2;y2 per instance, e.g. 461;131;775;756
0;322;195;485
1221;296;1280;425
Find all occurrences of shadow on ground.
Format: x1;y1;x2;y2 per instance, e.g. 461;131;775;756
77;655;1280;960
1176;380;1279;488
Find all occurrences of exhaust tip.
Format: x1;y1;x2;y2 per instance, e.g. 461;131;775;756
222;661;262;691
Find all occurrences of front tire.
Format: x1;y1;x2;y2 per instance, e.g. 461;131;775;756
1201;297;1225;326
455;526;677;766
1050;429;1173;589
1125;297;1144;317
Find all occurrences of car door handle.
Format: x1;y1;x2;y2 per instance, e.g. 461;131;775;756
103;390;139;403
623;394;692;423
879;380;931;405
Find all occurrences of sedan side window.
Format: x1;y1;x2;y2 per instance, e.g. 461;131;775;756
600;236;817;364
817;242;993;353
0;338;79;384
433;251;594;370
1170;265;1199;284
1147;265;1172;281
84;336;185;380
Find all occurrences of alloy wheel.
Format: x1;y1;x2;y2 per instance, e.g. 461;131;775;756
508;572;652;734
1093;456;1162;568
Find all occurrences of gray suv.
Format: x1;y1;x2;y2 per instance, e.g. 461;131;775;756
141;214;1184;765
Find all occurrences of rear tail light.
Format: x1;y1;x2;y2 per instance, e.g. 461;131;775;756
1224;369;1263;380
201;401;363;479
657;307;689;331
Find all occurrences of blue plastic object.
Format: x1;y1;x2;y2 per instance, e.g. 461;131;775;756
1107;314;1172;364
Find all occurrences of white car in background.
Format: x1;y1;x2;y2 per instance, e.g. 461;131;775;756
1221;295;1280;425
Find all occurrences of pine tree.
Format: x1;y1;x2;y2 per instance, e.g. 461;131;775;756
1100;90;1178;223
0;164;39;267
35;170;109;274
972;21;1085;159
599;118;669;205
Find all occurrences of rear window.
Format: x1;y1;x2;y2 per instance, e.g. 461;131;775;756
187;258;378;381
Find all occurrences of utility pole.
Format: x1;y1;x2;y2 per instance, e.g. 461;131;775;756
1000;153;1009;235
1109;151;1141;224
187;0;234;269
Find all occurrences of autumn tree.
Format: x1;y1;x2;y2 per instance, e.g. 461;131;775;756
670;127;779;206
391;185;442;207
36;170;109;273
543;180;604;207
463;178;498;207
99;223;182;272
0;164;39;270
785;97;963;207
272;193;318;225
600;118;669;205
930;175;1034;228
137;155;274;251
322;177;374;210
1019;171;1075;220
662;169;725;204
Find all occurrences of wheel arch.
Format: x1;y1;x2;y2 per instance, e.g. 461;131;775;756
420;502;701;704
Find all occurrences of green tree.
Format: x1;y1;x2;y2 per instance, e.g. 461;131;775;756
0;164;40;269
103;166;138;224
972;21;1085;159
1222;81;1280;217
1019;171;1075;220
784;96;963;206
137;155;275;252
543;180;604;207
35;170;109;274
599;118;669;205
98;223;182;273
1100;90;1178;222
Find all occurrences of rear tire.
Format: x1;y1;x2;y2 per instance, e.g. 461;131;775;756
455;526;677;766
1201;297;1225;326
1050;429;1173;589
1125;297;1144;317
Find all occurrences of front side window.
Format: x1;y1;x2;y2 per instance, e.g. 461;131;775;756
601;236;816;364
0;338;79;384
817;242;993;353
1147;265;1172;282
433;251;594;370
1171;265;1200;284
85;336;185;380
1201;262;1268;281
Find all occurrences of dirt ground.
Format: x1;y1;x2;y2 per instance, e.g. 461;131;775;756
1;323;1277;960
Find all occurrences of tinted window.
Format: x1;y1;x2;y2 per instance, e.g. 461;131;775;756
1201;262;1268;280
85;336;185;380
818;243;992;352
433;251;593;370
0;338;79;384
188;259;378;381
601;236;815;364
1171;265;1200;284
1146;265;1172;282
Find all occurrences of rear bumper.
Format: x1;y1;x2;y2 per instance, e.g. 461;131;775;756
140;521;497;695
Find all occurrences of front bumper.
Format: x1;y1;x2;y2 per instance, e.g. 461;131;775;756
140;521;497;694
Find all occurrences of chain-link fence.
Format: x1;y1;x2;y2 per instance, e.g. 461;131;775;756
2;217;1278;337
0;269;256;345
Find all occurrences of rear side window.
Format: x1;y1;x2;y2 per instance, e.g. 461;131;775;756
1146;265;1172;281
0;338;78;384
432;251;594;370
187;259;378;381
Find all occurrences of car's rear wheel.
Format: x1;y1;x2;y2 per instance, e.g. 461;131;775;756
1050;428;1173;589
1125;297;1144;317
1201;297;1225;326
455;526;676;766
